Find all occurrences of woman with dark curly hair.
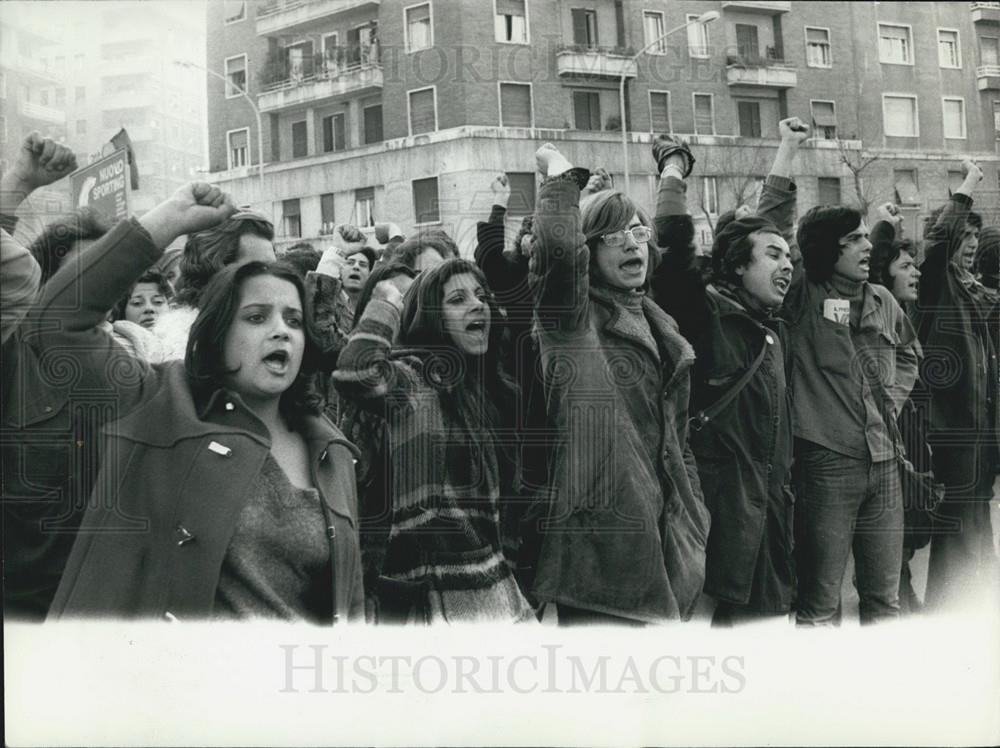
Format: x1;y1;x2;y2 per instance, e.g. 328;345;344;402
333;257;533;623
28;185;363;622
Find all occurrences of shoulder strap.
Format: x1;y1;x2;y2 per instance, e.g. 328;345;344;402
689;331;771;432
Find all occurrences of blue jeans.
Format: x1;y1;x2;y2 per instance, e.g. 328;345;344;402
793;441;904;625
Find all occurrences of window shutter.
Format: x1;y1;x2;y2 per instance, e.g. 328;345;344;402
500;83;531;127
412;177;440;223
650;92;670;133
364;105;383;143
410;89;436;134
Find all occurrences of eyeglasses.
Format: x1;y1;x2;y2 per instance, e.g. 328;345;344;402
601;226;652;247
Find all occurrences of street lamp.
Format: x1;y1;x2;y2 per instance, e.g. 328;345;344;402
619;10;719;197
173;58;265;192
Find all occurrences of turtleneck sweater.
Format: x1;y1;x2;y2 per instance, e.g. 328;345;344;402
829;273;864;328
591;283;659;361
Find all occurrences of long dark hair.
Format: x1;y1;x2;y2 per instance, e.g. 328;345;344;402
185;261;323;420
397;258;518;463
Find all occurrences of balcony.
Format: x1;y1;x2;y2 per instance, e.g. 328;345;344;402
102;90;156;110
977;64;1000;89
256;0;380;36
721;1;791;13
19;100;66;125
971;2;1000;23
100;55;159;77
725;54;797;88
555;47;637;80
258;63;383;113
0;51;61;83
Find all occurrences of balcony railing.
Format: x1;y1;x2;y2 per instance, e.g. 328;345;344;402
555;46;637;79
256;0;380;36
258;62;383;112
19;100;67;125
971;2;1000;22
721;1;791;13
725;55;797;88
977;64;1000;89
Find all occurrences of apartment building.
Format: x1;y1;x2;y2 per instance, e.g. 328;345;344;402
1;1;206;216
206;0;1000;252
0;17;71;220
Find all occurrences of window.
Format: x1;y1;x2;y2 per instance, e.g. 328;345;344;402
76;119;86;136
40;89;49;106
55;88;65;106
805;27;831;67
224;0;246;23
224;54;247;98
810;100;837;139
495;0;527;44
943;97;966;139
282;199;301;238
736;24;760;59
938;29;962;68
687;14;710;58
413;176;440;224
74;53;84;68
649;91;671;133
938;29;960;68
737;101;761;138
573;90;601;130
363;104;383;144
993;100;1000;137
0;73;5;99
571;8;598;47
879;23;912;65
505;172;536;214
322;113;346;152
405;3;432;52
893;169;920;205
228;128;248;169
982;36;1000;66
291;121;308;158
408;87;437;135
286;40;314;80
320;193;335;231
355;187;375;227
1;116;7;145
643;11;666;54
499;82;532;127
75;85;85;103
702;176;718;215
882;95;918;137
817;177;841;206
694;93;714;135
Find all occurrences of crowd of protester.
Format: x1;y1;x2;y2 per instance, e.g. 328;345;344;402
1;122;997;626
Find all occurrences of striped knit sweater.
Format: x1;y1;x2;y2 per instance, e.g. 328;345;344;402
332;298;534;624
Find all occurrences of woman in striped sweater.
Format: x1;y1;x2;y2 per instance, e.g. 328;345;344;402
333;258;534;623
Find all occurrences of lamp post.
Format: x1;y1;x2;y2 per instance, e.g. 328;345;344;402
173;59;266;193
619;10;719;197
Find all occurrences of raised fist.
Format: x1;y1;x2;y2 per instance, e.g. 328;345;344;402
961;158;983;183
535;143;573;178
491;173;511;207
9;132;78;190
779;117;810;143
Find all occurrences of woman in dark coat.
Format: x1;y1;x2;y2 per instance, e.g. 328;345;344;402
28;184;364;622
